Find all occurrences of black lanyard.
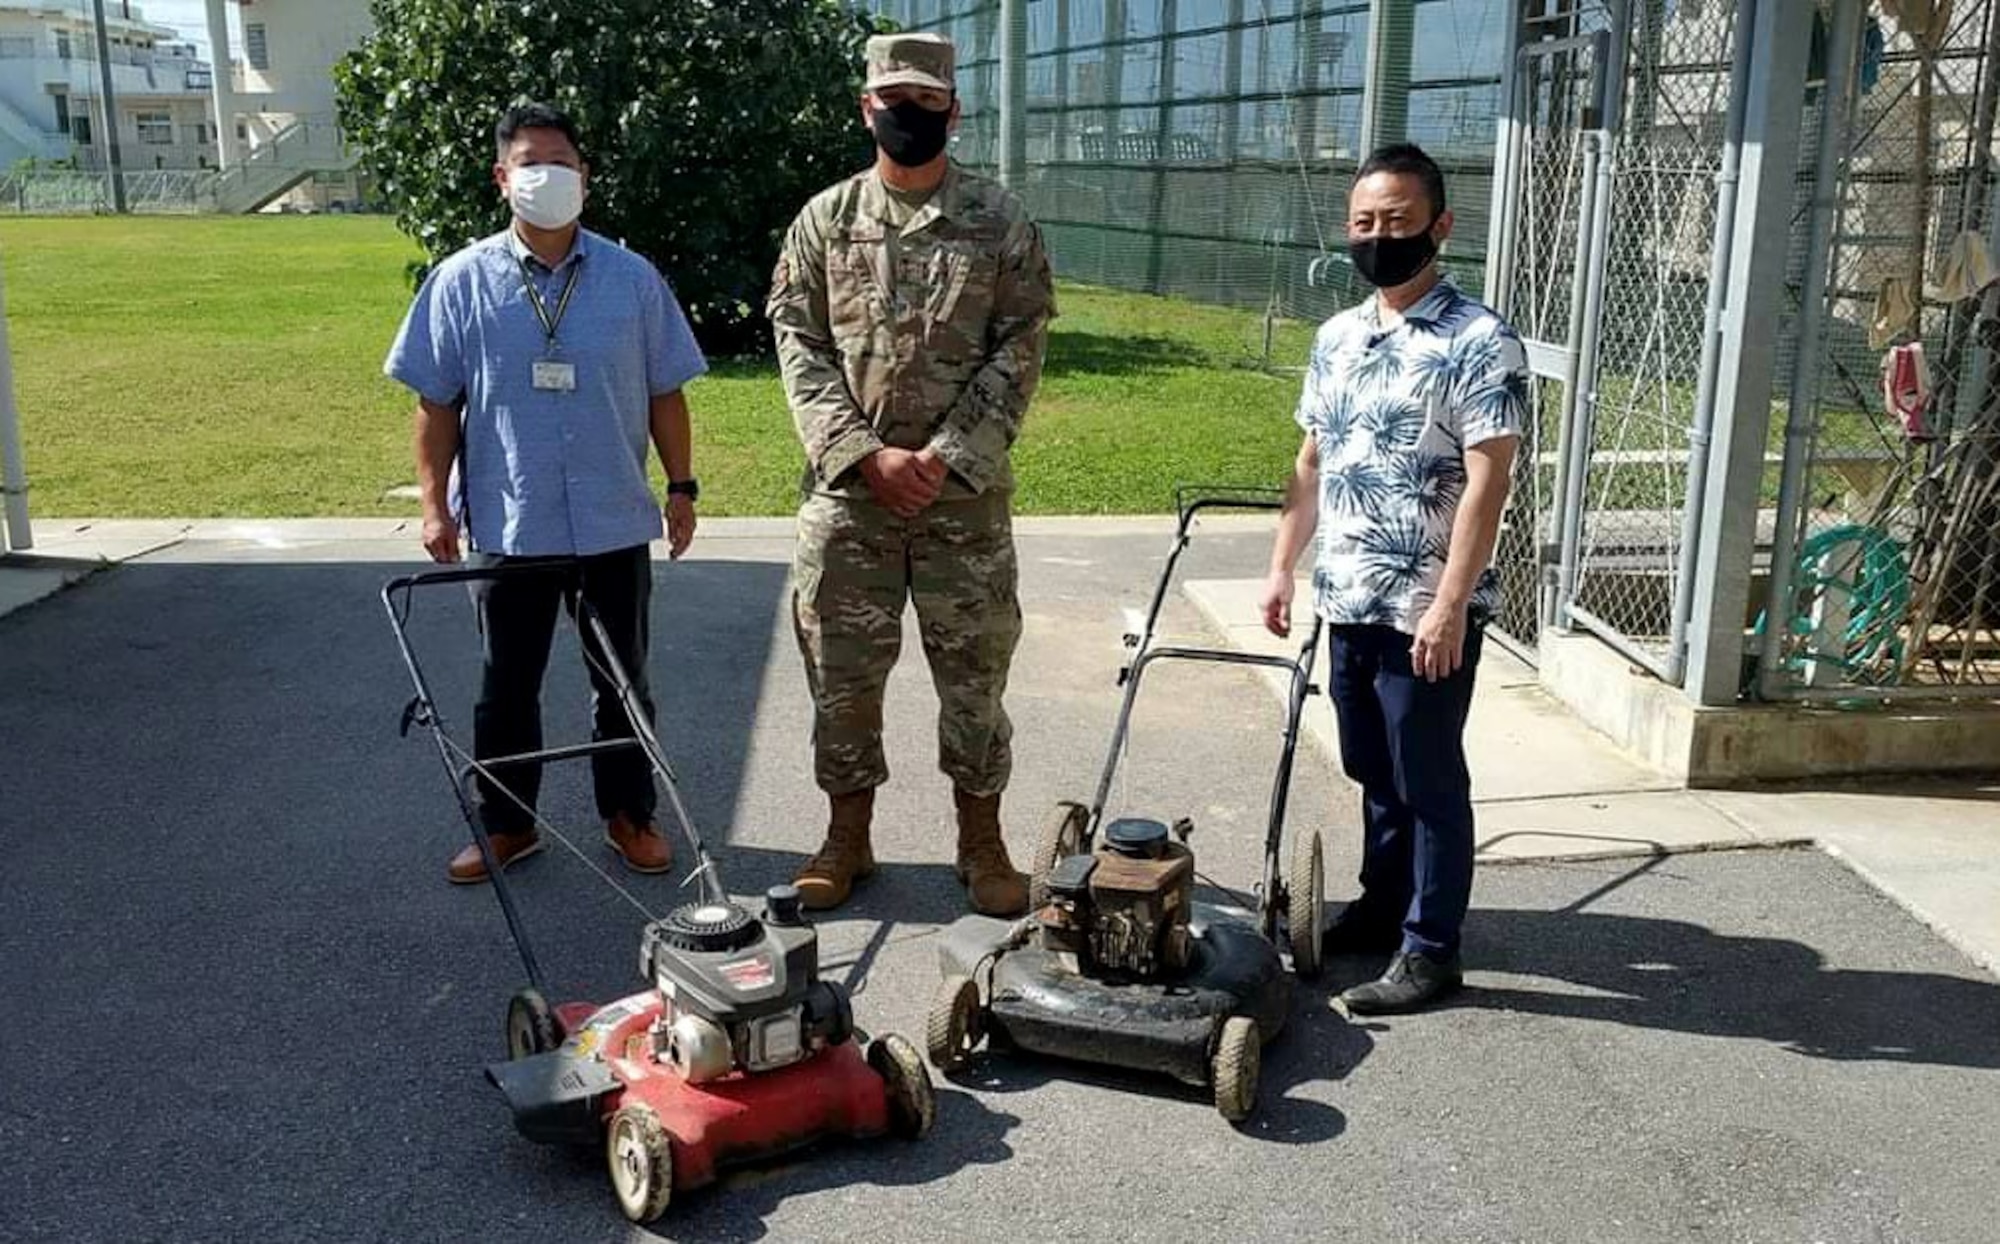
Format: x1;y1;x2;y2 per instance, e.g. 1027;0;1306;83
520;256;583;351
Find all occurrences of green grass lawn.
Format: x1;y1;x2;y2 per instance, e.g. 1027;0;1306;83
0;215;1317;518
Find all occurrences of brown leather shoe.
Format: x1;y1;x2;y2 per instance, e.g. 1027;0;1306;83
796;790;877;910
606;813;673;874
954;790;1027;916
447;831;542;885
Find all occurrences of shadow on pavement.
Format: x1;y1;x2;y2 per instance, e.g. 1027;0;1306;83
1304;854;2000;1070
1457;901;2000;1070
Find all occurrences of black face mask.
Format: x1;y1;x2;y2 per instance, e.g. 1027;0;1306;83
871;98;952;167
1349;228;1439;289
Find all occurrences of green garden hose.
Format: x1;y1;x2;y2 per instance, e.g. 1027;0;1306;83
1752;523;1910;680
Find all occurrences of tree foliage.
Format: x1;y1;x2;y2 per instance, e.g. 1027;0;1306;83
335;0;887;354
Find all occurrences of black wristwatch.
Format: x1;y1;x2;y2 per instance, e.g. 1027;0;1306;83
666;478;700;502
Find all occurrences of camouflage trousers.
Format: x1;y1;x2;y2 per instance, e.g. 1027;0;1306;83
791;490;1023;797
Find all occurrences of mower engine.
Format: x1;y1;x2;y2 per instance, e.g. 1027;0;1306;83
639;886;854;1083
1039;817;1194;981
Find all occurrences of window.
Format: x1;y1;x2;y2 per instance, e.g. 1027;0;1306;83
187;123;207;146
137;111;173;145
55;30;72;60
71;116;92;145
53;93;69;134
245;23;269;71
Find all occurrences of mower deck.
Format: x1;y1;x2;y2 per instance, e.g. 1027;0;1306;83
486;990;897;1191
939;905;1290;1087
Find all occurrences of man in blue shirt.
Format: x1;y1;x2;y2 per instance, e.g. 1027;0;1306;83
385;103;708;884
1261;144;1527;1014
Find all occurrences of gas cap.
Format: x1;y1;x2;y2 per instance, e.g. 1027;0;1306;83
1104;817;1170;859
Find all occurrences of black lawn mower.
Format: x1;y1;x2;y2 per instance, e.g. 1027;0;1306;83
924;487;1327;1121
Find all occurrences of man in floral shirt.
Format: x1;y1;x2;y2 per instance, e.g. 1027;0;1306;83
1260;143;1527;1015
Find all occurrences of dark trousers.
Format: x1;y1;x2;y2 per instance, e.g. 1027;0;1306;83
470;545;656;836
1327;622;1483;959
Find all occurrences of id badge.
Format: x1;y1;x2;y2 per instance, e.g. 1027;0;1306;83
532;359;577;392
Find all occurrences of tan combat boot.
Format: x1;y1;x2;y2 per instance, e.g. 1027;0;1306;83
954;789;1028;916
795;789;877;910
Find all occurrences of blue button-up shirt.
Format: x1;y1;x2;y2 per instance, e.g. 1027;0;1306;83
384;228;708;557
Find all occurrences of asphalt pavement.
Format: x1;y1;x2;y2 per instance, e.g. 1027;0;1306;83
2;524;1995;1243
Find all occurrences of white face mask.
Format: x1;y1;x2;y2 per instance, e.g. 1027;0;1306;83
507;163;583;230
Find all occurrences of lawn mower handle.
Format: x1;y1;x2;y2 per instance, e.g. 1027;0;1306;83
380;567;565;998
381;562;729;907
1091;487;1322;933
1121;486;1289;653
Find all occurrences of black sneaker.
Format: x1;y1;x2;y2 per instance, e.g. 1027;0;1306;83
1335;950;1463;1015
1321;905;1403;956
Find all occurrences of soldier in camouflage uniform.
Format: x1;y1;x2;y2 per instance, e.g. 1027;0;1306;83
767;31;1056;915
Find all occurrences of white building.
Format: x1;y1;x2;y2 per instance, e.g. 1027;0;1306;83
201;0;374;210
0;1;218;172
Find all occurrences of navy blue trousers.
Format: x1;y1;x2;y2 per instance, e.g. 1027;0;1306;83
1327;622;1483;959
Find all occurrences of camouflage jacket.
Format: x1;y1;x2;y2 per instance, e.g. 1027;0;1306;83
768;163;1056;500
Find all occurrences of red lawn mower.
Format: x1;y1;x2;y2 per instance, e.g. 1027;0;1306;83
384;564;934;1224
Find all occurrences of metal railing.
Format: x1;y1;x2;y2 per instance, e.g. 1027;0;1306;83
0;169;219;214
212;116;353;213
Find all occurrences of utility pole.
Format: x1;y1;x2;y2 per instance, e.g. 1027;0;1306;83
91;0;128;213
0;257;33;553
203;0;240;170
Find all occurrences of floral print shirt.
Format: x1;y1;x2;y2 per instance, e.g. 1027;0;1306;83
1294;277;1528;634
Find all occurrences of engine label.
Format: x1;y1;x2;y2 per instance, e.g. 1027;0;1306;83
719;955;775;990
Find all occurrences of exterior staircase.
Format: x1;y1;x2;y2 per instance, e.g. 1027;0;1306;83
0;95;65;163
213;118;353;213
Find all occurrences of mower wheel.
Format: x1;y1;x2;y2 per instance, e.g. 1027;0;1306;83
1212;1016;1261;1123
868;1033;937;1140
1288;830;1326;980
505;988;563;1060
606;1104;674;1224
1028;801;1090;909
925;976;984;1072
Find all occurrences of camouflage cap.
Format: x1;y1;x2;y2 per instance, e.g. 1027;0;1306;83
865;33;955;94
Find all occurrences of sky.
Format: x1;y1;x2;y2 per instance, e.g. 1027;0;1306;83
131;0;242;60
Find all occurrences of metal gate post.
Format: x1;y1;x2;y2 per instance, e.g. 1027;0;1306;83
1665;0;1760;684
1485;1;1530;315
1684;0;1815;706
1757;0;1866;697
1549;30;1615;631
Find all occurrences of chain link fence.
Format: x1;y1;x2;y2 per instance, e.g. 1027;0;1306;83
875;0;2000;699
875;0;1737;681
1486;27;1596;660
0;170;219;215
1557;0;1739;677
1764;0;2000;697
878;0;1507;366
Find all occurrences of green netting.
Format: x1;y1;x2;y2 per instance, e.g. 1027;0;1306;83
873;0;1505;364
